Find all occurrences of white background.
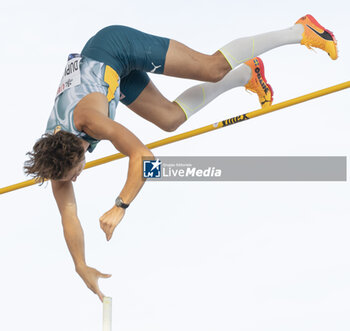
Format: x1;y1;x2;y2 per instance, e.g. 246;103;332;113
0;0;349;330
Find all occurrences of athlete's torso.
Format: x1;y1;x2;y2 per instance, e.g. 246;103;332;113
45;26;170;152
45;54;120;152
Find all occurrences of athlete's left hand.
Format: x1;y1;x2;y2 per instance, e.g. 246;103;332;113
99;206;125;241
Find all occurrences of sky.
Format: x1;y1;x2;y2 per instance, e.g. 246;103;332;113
0;0;349;330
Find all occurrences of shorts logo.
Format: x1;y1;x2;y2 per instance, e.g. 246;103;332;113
143;159;162;178
150;62;162;73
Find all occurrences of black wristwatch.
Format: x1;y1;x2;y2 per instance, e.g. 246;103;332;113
115;196;129;209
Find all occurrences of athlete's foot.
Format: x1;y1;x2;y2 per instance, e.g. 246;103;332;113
244;57;273;108
295;14;338;60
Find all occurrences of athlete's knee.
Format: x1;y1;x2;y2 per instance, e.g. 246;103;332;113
206;69;226;83
160;117;182;132
205;53;230;82
161;122;180;132
159;103;186;132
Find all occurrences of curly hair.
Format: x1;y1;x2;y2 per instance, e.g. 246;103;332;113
24;131;85;184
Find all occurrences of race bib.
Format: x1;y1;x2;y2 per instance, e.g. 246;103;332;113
56;55;82;97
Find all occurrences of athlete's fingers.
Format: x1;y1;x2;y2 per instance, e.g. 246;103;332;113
100;222;112;236
99;218;113;234
107;228;114;240
100;273;112;278
97;290;105;303
102;222;114;240
107;226;116;241
101;226;108;237
100;223;108;232
102;227;111;239
91;282;104;302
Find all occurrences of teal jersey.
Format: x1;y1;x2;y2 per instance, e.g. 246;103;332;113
46;55;120;153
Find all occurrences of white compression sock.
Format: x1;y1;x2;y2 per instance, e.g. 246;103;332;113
174;24;304;119
174;64;252;119
220;24;304;69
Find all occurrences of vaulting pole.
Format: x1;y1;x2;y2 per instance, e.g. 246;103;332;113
1;81;349;195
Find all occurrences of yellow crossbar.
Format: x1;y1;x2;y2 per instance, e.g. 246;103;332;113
1;81;349;195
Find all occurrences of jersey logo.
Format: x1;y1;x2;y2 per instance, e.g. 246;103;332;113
150;62;162;73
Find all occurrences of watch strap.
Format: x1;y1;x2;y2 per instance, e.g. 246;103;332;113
115;196;129;209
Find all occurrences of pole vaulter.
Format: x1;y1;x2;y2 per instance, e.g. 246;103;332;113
1;80;349;195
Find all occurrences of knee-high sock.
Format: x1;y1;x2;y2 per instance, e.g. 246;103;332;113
219;24;304;69
174;24;304;119
174;64;252;119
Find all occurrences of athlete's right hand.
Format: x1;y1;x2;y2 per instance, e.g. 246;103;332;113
76;265;112;302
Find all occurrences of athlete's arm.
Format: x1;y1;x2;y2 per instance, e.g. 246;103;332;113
80;107;153;202
75;104;153;240
51;180;111;302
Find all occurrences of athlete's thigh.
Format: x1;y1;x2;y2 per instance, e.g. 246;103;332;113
164;39;230;81
123;75;186;130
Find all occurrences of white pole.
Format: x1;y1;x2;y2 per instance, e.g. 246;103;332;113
103;297;112;331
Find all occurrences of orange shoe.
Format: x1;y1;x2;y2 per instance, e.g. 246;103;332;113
244;57;273;108
295;14;338;60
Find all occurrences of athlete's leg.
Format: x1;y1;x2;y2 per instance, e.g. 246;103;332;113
120;70;184;132
163;40;231;82
163;25;304;81
174;57;273;119
164;14;338;82
123;15;337;128
123;66;253;131
126;79;186;132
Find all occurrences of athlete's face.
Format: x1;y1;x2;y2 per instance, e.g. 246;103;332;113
59;157;86;182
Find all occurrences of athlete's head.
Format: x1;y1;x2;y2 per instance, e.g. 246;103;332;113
24;131;86;184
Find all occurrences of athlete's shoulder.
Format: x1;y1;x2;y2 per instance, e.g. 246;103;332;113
74;93;109;131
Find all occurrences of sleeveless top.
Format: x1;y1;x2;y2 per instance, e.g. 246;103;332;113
45;54;120;152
